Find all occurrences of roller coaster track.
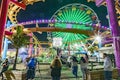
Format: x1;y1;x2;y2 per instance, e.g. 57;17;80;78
6;25;94;36
32;33;51;45
26;27;94;35
8;0;45;23
87;0;120;26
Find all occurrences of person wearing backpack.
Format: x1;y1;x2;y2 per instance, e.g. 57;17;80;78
26;55;37;80
50;56;62;80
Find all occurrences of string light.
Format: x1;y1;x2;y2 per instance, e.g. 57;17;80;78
18;19;110;30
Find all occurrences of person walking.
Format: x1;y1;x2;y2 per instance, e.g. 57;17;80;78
0;58;9;80
26;55;37;80
67;55;72;68
80;57;88;80
103;53;112;80
50;56;62;80
71;56;78;78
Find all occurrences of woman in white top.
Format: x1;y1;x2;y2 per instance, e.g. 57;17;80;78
80;57;88;80
103;53;112;80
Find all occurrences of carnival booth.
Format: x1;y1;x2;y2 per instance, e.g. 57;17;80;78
99;46;114;54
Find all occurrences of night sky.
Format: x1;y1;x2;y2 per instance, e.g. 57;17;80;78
0;0;109;41
17;0;108;25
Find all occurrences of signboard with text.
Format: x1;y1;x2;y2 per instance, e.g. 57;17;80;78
53;37;62;47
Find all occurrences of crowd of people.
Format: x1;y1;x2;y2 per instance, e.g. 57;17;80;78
50;53;113;80
49;54;89;80
0;55;38;80
0;53;113;80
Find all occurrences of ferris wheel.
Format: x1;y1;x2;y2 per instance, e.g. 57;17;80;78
48;3;100;49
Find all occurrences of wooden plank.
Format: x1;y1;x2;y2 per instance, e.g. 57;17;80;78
88;68;119;80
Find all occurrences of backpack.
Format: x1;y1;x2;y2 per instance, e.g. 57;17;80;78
27;58;37;67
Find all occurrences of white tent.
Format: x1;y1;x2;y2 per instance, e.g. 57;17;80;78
99;46;114;58
99;47;114;54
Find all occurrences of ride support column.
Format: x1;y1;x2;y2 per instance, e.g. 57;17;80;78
28;33;33;57
0;0;26;56
0;0;10;55
106;0;120;77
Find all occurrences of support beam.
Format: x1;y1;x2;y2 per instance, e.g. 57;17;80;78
0;0;10;55
106;0;120;77
0;0;26;55
10;0;26;10
27;27;94;35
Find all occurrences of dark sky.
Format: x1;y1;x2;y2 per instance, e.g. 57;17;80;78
0;0;108;41
17;0;108;26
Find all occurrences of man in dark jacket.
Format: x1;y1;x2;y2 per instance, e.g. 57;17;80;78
0;58;9;79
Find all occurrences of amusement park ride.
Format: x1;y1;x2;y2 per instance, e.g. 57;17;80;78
5;0;101;49
87;0;120;26
0;0;118;56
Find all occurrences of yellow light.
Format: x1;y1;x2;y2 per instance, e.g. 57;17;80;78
58;12;62;16
118;20;120;26
13;30;16;33
96;24;99;26
49;24;54;26
96;36;100;40
37;31;42;34
86;10;92;14
23;29;31;33
95;35;101;43
72;6;76;11
87;0;95;2
58;11;62;16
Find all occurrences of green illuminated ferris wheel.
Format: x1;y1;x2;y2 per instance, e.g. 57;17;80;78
48;3;99;48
